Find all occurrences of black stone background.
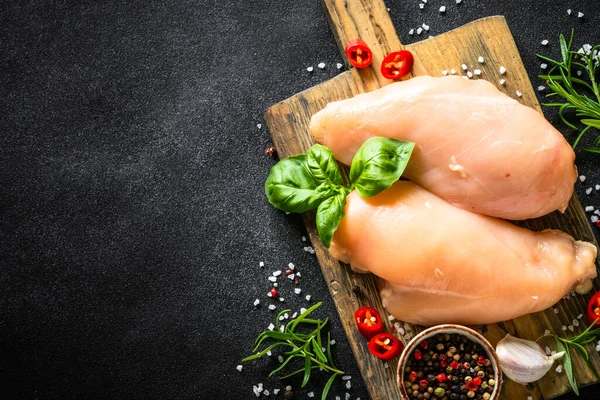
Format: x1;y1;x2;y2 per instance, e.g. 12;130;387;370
1;0;599;399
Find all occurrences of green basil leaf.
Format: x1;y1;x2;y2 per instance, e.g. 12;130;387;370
307;144;343;186
315;191;347;248
349;137;415;198
265;155;323;213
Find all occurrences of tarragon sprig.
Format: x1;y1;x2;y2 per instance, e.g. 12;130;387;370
242;302;343;399
537;29;600;153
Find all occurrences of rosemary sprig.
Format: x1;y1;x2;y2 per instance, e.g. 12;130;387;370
542;320;600;395
242;302;343;400
537;30;600;153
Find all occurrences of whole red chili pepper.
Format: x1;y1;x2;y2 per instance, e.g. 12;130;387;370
380;50;414;80
367;333;403;361
345;39;373;69
586;292;600;327
354;307;384;339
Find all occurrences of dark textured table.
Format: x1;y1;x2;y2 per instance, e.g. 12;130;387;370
1;1;599;399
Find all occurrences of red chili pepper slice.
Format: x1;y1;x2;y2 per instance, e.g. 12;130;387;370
354;307;384;339
380;50;414;80
586;291;600;327
367;332;403;360
345;39;373;69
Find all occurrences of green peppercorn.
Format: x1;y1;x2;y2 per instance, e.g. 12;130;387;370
482;393;491;400
484;359;491;367
472;353;478;360
480;382;488;390
466;390;475;398
434;387;446;397
488;379;495;386
446;366;454;373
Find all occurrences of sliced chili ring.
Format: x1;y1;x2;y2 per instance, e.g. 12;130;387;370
354;306;385;339
345;39;373;69
586;291;600;327
380;50;414;80
368;332;403;360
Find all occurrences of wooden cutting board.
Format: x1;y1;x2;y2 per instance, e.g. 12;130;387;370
264;1;600;398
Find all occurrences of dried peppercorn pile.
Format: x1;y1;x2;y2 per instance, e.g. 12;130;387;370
402;333;496;400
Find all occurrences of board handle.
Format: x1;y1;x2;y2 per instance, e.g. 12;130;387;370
320;0;410;90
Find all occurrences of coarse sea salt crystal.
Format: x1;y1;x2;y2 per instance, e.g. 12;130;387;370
577;70;583;76
272;270;281;277
336;63;343;69
257;124;262;129
544;329;551;335
499;66;507;75
499;79;505;85
545;346;551;355
263;390;269;396
578;12;584;18
578;314;584;319
586;206;594;212
467;71;473;78
236;365;243;372
287;273;295;280
456;0;462;3
268;323;275;330
450;69;456;75
330;339;336;345
562;325;567;331
556;365;563;373
440;6;446;12
273;389;280;395
419;3;424;9
307;66;314;72
346;381;351;389
474;69;481;76
591;215;599;223
268;305;276;311
294;288;301;294
596;185;600;190
541;40;549;46
461;63;468;70
422;23;429;31
554;308;559;314
417;27;423;35
278;355;284;363
318;62;326;69
409;28;414;35
442;70;448;76
478;56;485;63
573;319;580;327
308;392;315;398
259;261;264;267
268;276;277;282
279;297;285;302
346;393;351;400
580;175;586;182
300;307;307;313
516;91;522;97
388;314;396;321
567;9;572;15
587;188;593;195
253;299;260;306
288;263;295;269
568;325;574;332
541;63;548;69
286;385;292;391
306;295;311;301
342;375;352;380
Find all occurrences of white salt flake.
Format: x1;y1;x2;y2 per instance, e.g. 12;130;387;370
253;299;260;306
577;70;583;76
532;295;539;300
587;188;593;195
263;390;270;396
268;323;275;330
499;66;507;75
585;206;594;212
461;63;468;70
259;261;264;267
591;215;599;223
580;175;586;182
499;79;505;85
286;385;292;392
516;90;522;97
439;6;446;13
545;346;551;355
301;236;306;241
279;297;285;302
573;319;580;327
300;307;307;314
578;314;584;319
388;315;396;321
419;3;424;9
318;62;326;69
467;71;473;78
268;305;276;311
456;0;462;3
568;325;574;332
336;63;343;70
273;282;278;287
554;308;559;314
266;350;272;356
544;329;551;335
287;273;295;280
307;66;314;72
273;389;280;395
541;40;549;46
567;9;572;15
596;185;600;190
306;295;312;301
236;365;243;372
288;263;295;270
422;23;430;31
346;381;352;389
578;12;584;18
330;339;336;345
450;69;457;75
474;69;481;76
308;392;315;398
268;276;277;282
409;28;414;36
272;270;281;277
342;375;352;380
346;393;351;400
442;69;448;76
538;86;545;91
278;355;284;363
596;344;600;352
294;288;301;294
478;56;485;63
562;325;567;331
556;365;563;373
416;27;423;35
541;63;548;69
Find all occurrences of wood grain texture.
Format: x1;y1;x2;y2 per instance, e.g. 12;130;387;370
264;1;600;399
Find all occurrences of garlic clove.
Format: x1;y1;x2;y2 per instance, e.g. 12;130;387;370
496;333;564;384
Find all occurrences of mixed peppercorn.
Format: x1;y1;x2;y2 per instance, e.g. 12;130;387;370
403;333;496;400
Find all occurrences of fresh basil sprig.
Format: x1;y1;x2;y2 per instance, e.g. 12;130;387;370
265;137;414;248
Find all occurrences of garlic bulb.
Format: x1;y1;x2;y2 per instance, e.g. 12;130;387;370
496;333;565;384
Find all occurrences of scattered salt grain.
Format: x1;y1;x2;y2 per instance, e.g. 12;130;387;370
236;365;243;372
286;385;292;392
541;40;549;46
442;70;448;76
268;305;276;311
556;365;563;373
342;375;352;380
287;274;295;280
279;297;285;302
307;66;314;72
580;175;586;182
273;283;278;287
422;0;427;3
587;188;593;195
272;270;282;277
417;27;423;35
538;86;546;92
544;329;551;335
278;355;284;363
499;66;507;75
527;397;533;400
268;323;275;330
336;397;341;400
306;295;312;301
422;23;430;31
409;29;414;36
296;272;301;277
499;79;505;85
591;215;599;223
273;389;280;395
467;71;473;78
568;325;574;332
257;124;262;129
336;63;343;70
300;307;307;314
461;64;468;71
596;185;600;190
388;315;396;321
308;392;315;398
578;12;584;18
596;344;600;352
562;325;567;331
288;263;295;270
478;56;485;63
456;0;462;3
567;9;572;15
577;70;583;76
439;6;446;13
573;319;580;327
419;4;424;9
554;308;559;314
318;62;326;69
263;390;270;396
253;299;260;306
292;312;298;318
259;261;264;267
346;381;352;389
450;69;457;75
267;350;272;356
545;346;551;355
301;236;306;241
585;206;594;212
516;91;522;97
346;393;351;400
294;288;302;295
578;314;584;319
474;69;481;76
541;63;547;69
532;295;539;300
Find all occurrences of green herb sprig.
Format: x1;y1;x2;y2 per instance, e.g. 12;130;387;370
265;137;414;247
242;302;343;400
539;320;600;395
537;30;600;153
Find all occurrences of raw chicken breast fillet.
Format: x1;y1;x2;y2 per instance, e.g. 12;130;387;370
310;76;577;220
329;181;597;326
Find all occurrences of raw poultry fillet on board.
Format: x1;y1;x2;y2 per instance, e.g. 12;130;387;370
329;181;597;326
310;76;577;220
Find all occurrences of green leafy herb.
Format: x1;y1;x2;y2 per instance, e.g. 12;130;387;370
543;320;600;395
242;302;343;400
537;30;600;153
349;138;415;198
265;137;414;247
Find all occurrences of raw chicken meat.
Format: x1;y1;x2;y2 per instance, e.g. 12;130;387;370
310;76;577;220
329;181;597;326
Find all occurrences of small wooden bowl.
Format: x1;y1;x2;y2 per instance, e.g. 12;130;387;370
397;324;502;400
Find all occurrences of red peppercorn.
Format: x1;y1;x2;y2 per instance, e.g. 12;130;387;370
466;380;479;391
408;371;418;382
440;360;448;368
439;354;447;362
450;360;460;370
414;350;423;360
476;355;486;365
419;379;428;390
270;288;278;298
595;220;600;228
285;269;293;275
419;340;429;350
473;377;482;386
436;373;446;383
